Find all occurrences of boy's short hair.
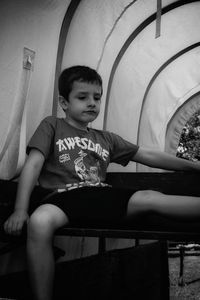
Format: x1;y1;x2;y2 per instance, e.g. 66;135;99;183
58;65;103;101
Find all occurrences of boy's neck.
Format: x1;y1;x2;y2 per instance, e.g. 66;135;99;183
64;117;89;132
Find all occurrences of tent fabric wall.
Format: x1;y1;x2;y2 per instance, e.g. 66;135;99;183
59;0;200;172
0;0;69;179
1;0;199;176
0;63;32;179
138;45;200;171
1;0;200;273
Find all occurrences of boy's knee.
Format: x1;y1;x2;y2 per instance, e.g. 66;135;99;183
128;190;162;212
130;190;152;204
28;211;54;240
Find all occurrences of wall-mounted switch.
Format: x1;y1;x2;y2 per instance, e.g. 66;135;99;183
23;47;35;70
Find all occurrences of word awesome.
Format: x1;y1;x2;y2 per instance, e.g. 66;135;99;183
56;137;109;161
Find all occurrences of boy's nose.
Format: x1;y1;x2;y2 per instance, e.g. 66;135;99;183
88;97;96;106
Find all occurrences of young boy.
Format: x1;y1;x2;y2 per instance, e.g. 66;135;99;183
4;65;200;300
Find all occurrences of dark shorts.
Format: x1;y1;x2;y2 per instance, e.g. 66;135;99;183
40;187;135;227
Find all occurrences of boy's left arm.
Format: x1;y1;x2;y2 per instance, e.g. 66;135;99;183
132;146;200;172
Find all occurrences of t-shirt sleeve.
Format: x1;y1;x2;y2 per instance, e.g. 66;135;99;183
26;116;56;158
106;132;139;166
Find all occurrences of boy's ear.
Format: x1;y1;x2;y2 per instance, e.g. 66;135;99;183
59;96;68;110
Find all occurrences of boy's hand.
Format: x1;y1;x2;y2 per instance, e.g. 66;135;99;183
4;210;29;236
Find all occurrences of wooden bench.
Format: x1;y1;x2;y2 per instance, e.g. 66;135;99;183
0;171;200;296
54;171;200;249
1;171;200;244
1;171;200;255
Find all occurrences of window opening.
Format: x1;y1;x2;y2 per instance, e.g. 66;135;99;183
176;109;200;161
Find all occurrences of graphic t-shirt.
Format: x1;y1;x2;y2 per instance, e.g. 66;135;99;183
27;116;139;190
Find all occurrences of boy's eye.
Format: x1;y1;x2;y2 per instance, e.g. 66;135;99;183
94;97;101;101
78;96;86;100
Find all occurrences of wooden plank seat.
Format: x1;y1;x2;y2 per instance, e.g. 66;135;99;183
0;171;200;293
1;171;200;253
57;170;200;247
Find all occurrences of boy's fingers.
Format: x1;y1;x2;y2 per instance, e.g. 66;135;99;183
8;222;15;235
15;222;24;236
4;215;28;235
12;223;19;236
4;220;18;235
11;220;21;236
4;224;11;235
4;217;14;232
3;220;10;234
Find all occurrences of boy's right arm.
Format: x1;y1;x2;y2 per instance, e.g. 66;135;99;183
4;149;45;236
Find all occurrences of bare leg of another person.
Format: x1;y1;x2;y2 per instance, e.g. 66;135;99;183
27;204;69;300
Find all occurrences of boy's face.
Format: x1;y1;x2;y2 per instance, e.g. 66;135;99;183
61;80;102;130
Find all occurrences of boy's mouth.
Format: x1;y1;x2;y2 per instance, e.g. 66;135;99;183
84;110;96;115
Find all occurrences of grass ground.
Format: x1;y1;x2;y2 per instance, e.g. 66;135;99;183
169;254;200;299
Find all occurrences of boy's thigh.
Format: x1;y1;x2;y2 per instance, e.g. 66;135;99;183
41;187;135;226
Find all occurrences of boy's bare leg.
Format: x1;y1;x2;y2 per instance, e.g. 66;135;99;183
127;190;200;220
27;204;68;300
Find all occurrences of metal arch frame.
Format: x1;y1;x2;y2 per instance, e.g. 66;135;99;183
137;42;200;145
102;0;200;130
52;0;200;128
52;0;82;116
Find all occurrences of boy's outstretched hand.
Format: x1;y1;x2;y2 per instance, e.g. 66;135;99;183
4;210;29;236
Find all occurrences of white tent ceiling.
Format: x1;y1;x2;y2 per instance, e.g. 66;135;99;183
60;0;200;171
0;0;200;178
